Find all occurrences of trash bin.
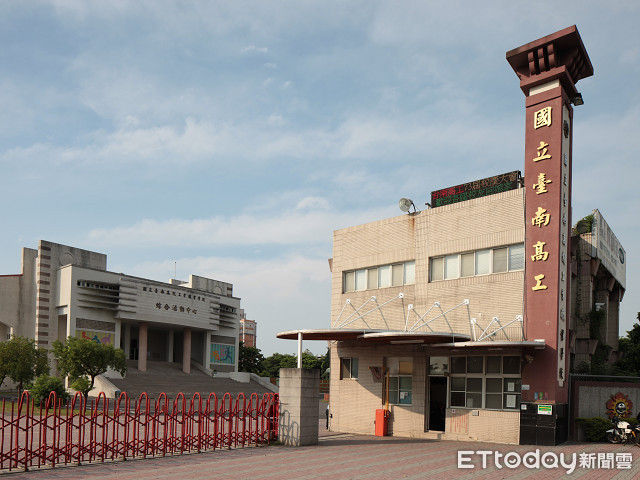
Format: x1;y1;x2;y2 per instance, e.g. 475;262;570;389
375;409;389;436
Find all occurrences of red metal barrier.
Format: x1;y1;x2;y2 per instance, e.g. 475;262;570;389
0;391;279;472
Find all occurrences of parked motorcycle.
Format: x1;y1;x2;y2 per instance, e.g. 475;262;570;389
606;415;640;445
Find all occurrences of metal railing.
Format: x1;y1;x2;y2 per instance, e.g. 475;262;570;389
0;390;279;472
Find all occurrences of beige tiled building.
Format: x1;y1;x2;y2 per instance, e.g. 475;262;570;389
320;190;624;445
277;26;625;447
328;187;528;445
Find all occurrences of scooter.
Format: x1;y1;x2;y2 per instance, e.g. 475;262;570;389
606;415;640;445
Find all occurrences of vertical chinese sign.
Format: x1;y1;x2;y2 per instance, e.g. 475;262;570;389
525;99;572;398
507;26;593;409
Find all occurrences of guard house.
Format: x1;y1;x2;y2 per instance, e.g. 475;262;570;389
278;27;624;445
0;240;241;377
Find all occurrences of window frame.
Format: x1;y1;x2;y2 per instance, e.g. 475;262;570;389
343;261;416;293
385;357;413;406
340;357;359;380
430;244;525;282
448;355;521;411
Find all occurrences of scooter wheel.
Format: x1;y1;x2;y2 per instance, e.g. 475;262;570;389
606;431;622;444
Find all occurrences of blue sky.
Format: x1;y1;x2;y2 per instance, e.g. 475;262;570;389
1;1;638;356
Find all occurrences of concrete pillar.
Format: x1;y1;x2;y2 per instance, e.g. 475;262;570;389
278;368;319;446
182;327;191;374
607;290;620;351
595;289;610;345
123;323;131;359
205;330;212;371
168;329;174;363
138;322;148;372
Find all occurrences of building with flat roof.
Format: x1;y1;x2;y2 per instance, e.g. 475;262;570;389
278;26;626;446
0;240;241;377
239;311;257;348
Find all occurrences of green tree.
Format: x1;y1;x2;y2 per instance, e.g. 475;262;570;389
301;349;322;370
320;347;330;378
53;336;127;397
259;350;327;377
238;342;265;374
27;375;70;407
259;353;297;377
0;336;49;394
614;319;640;376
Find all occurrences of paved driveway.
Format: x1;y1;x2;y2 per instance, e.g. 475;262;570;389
3;432;639;479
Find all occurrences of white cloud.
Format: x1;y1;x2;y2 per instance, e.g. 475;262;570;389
119;253;332;355
295;196;329;211
86;206;387;249
267;113;285;127
241;45;269;54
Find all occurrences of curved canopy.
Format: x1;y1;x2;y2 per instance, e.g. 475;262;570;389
431;340;546;349
276;329;470;345
276;329;382;341
358;331;470;344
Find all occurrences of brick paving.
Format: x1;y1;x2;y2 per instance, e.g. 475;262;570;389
2;424;639;480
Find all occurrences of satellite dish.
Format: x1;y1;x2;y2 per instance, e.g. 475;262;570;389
399;198;414;213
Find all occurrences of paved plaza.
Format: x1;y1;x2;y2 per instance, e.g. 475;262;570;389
3;425;640;480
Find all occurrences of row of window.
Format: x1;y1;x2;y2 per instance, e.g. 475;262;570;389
77;280;119;291
343;261;415;293
448;355;521;410
339;355;521;410
450;376;521;410
430;244;524;281
342;244;524;292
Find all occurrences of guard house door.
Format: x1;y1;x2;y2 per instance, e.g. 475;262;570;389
426;356;448;432
428;377;447;431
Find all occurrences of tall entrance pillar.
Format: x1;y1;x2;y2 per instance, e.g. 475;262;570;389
507;25;593;445
138;322;148;372
182;327;192;374
278;368;319;446
168;329;174;363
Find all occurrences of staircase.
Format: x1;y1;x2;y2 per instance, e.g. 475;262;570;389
108;361;275;402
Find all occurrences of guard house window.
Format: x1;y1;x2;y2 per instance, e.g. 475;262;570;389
449;355;521;410
343;261;416;293
430;244;524;281
340;357;358;379
385;357;412;405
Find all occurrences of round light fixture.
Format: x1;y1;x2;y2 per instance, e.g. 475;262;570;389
399;198;413;212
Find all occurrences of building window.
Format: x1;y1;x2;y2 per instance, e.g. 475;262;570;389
444;255;459;280
430;258;444;282
343;261;416;293
430;244;524;282
385;357;412;405
508;244;525;271
340;357;358;379
449;355;521;410
492;247;508;273
461;252;475;277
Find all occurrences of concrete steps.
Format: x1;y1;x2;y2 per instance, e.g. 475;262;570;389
109;361;275;401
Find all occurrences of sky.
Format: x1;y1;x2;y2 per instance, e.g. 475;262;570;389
1;1;638;356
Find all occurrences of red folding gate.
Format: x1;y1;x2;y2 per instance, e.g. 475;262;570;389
0;391;279;472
